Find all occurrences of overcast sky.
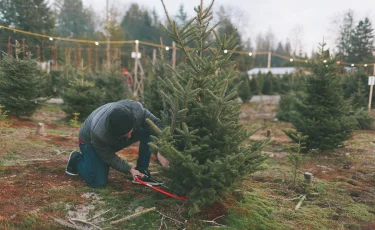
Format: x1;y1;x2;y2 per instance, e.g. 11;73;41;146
80;0;375;54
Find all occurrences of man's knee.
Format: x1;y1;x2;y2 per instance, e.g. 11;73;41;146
86;179;108;188
85;173;108;188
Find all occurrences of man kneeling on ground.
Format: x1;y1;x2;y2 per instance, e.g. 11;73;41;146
65;99;169;188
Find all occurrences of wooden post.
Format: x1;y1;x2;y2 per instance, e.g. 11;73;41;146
106;0;110;70
41;40;45;62
36;45;40;61
53;46;58;70
87;46;92;72
152;49;156;65
304;172;313;184
36;123;46;136
133;41;139;97
267;51;271;70
152;48;156;74
77;45;82;69
8;36;12;55
95;48;99;72
369;76;374;113
22;38;26;58
159;37;164;59
172;41;176;70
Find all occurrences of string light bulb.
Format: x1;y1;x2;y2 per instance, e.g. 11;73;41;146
290;58;294;62
95;41;99;46
364;64;368;67
49;37;53;41
323;60;327;63
248;52;253;56
165;46;170;51
135;40;139;44
224;50;228;54
351;64;354;67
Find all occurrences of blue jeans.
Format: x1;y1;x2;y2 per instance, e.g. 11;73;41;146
76;128;153;188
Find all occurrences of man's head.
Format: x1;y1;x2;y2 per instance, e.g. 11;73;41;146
107;108;134;137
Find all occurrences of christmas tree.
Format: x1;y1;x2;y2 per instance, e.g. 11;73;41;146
148;0;268;215
0;41;46;117
61;66;129;120
284;43;357;150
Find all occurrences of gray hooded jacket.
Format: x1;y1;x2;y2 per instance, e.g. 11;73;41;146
79;100;164;173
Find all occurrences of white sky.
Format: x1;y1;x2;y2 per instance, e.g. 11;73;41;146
80;0;375;54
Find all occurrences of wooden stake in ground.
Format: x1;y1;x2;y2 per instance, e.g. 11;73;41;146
304;172;313;184
36;123;46;136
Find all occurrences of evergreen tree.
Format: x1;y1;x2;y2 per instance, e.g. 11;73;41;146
149;0;268;215
121;4;171;44
143;49;172;117
61;65;128;119
262;72;273;95
229;72;252;103
0;0;55;53
336;10;355;62
0;0;55;33
0;42;46;117
175;4;188;27
55;0;96;38
349;18;374;63
284;43;357;150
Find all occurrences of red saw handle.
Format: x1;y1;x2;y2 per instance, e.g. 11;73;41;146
134;176;187;201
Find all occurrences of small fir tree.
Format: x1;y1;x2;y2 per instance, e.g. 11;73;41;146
148;0;268;215
61;69;103;119
284;42;357;150
61;60;129;120
143;49;172;117
0;41;46;117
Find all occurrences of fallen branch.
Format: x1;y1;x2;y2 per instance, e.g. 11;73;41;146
50;216;85;230
96;214;119;224
158;216;165;230
69;218;102;229
18;158;50;162
295;195;306;211
87;208;112;221
110;207;156;225
156;211;185;225
200;215;226;227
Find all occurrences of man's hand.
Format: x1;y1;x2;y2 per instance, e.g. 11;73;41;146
129;167;144;178
157;152;170;168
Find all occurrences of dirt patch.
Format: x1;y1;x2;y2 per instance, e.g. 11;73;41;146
0;161;83;218
200;200;228;220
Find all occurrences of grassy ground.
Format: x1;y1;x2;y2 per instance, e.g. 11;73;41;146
0;103;374;229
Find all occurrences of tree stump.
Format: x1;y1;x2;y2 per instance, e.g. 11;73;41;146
36;123;46;136
266;129;271;137
304;172;313;184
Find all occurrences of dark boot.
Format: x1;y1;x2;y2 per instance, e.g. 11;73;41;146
66;150;82;176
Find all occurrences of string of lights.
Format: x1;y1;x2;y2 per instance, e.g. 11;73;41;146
1;24;374;67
